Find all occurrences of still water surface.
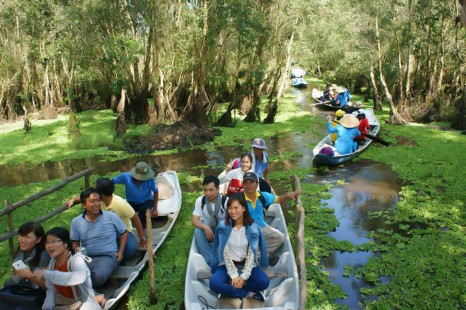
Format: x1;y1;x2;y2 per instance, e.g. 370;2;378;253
0;86;400;309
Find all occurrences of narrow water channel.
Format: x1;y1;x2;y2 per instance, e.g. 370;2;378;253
0;85;401;309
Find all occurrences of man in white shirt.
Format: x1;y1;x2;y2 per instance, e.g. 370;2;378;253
192;176;228;266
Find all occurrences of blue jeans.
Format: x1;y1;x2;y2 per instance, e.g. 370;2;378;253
194;228;212;266
117;232;136;261
209;265;269;298
89;254;118;288
129;200;153;229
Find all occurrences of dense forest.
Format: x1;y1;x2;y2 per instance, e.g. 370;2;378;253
0;0;465;128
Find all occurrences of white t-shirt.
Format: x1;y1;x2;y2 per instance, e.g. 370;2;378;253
219;168;252;184
192;195;228;224
227;226;248;261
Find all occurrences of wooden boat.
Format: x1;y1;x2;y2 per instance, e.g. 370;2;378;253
311;88;358;112
312;108;380;166
103;170;182;309
291;77;307;88
184;202;299;310
0;171;182;310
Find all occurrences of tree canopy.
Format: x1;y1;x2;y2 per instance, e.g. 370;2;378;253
0;0;464;128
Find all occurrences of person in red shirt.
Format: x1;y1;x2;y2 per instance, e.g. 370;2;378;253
354;109;370;145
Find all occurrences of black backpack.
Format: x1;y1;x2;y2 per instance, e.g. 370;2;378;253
239;192;268;209
201;194;228;212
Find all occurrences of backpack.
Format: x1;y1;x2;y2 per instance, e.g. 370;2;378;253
227;178;244;197
201;194;228;213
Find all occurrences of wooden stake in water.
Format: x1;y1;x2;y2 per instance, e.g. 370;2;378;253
146;209;157;304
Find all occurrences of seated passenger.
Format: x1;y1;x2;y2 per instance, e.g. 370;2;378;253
34;227;104;309
70;187;128;288
219;154;254;197
0;222;50;309
66;178;148;261
330;86;350;110
250;138;272;193
210;194;269;301
242;172;301;256
354;109;370;145
326;114;361;155
192;176;228;267
331;109;345;144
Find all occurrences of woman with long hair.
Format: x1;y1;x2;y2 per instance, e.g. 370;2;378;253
34;227;104;309
210;194;269;302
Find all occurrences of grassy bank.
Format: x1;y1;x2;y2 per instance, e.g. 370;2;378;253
0;89;465;309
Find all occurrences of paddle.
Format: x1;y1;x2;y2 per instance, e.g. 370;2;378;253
330;120;390;146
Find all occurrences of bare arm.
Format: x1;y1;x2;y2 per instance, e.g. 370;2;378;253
130;214;147;247
276;190;302;205
65;196;80;209
116;231;128;263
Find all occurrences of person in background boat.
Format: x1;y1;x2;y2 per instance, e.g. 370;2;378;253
70;187;128;288
65;178;148;261
330;109;346;144
320;83;332;102
329;86;350;109
0;222;50;309
219;154;253;197
210;194;269;302
242;172;301;257
353;101;364;109
354;109;370;146
326;113;361;155
192;176;229;267
112;161;159;229
250;138;272;193
34;227;104;309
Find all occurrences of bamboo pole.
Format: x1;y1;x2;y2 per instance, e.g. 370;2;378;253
290;175;307;310
0;167;94;217
146;209;157;304
5;200;15;259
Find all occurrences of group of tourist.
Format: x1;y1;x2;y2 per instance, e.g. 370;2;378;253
1;137;301;307
192;138;301;302
0;162;160;309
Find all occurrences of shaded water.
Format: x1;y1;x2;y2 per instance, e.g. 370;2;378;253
0;86;401;309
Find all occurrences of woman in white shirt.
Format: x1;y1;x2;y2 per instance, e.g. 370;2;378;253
210;194;269;301
219;154;253;196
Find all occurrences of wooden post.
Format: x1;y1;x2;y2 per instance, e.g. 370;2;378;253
290;176;307;310
5;200;15;259
85;174;90;188
146;209;157;305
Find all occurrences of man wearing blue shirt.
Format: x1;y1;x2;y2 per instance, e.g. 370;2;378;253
70;187;128;288
242;172;301;256
113;161;159;228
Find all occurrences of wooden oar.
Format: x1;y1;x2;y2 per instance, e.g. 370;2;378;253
146;209;157;305
331;120;390;146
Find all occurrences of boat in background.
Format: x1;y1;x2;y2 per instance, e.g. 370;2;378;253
290;68;306;78
312;108;380;166
184;203;299;310
291;77;307;88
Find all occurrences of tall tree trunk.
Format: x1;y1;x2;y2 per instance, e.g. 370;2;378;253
369;61;382;110
375;0;406;124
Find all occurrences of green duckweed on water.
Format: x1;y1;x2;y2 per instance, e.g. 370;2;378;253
0;91;465;309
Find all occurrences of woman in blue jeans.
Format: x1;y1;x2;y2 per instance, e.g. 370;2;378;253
210;194;269;301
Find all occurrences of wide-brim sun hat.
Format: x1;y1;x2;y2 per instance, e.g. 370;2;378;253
353;101;363;108
339;114;360;128
130;162;155;181
251;138;267;150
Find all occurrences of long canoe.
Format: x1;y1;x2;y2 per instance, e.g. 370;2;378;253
291;77;307;88
103;170;182;309
184;202;299;310
311;88;359;112
312;108;380;166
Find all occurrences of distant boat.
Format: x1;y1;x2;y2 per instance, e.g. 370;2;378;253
311;88;358;112
291;77;307;88
290;68;306;78
312;108;380;166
